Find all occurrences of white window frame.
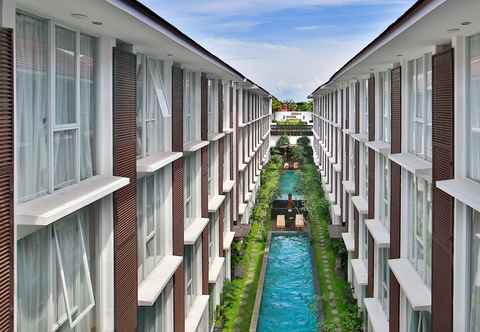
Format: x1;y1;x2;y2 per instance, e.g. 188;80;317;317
183;70;197;145
466;33;480;182
185;154;196;228
406;300;431;332
407;54;432;161
380;71;391;143
407;175;432;287
207;79;217;136
16;12;97;202
363;145;369;198
362;79;369;135
380;155;390;229
184;245;195;315
379;248;390;316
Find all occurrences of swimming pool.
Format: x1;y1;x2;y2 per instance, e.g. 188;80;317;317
277;170;303;200
257;233;319;332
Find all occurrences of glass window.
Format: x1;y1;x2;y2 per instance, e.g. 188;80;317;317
17;207;96;331
184;71;197;144
208;144;215;197
138;280;173;332
136;55;170;157
469;210;480;331
380;155;390;229
208;215;216;266
363;145;369;198
408;175;432;286
467;34;480;182
185;246;194;315
379;248;390;316
380;71;391;143
185;155;196;228
362;221;368;262
408;54;432;161
407;301;431;332
16;12;96;202
224;136;230;181
137;169;169;282
208;79;217;136
362;79;369;135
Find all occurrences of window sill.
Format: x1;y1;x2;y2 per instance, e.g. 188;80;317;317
332;204;341;218
328;192;335;203
223;180;235;193
238;203;247;216
343;180;355;194
351;133;368;143
351;196;368;215
436;177;480;212
351;259;368;286
16;175;129;226
185;295;210;332
238;122;247;128
184;218;209;245
223;127;234;134
208;195;225;212
239;163;247;172
389;153;431;179
262;132;269;140
313;131;319;140
223;231;235;250
208;257;225;283
329;156;336;164
365;219;390;248
342;128;354;135
208;132;225;142
184;140;209;153
365;140;390;155
388;258;431;311
137;151;183;174
138;255;183;306
342;232;355;252
364;298;389;332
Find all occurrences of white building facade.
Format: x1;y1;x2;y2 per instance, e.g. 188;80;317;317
0;1;271;331
310;1;480;331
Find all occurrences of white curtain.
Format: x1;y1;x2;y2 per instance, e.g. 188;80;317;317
470;213;480;331
17;210;95;332
469;34;480;182
16;13;49;201
79;34;96;180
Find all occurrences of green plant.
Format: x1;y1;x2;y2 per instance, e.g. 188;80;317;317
276;135;289;147
297;136;311;147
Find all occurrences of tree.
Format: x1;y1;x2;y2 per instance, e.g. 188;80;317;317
276;135;289;147
297;136;310;147
291;146;304;162
272;98;282;112
296;101;313;112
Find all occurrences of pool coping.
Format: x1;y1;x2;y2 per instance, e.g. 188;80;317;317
249;231;323;332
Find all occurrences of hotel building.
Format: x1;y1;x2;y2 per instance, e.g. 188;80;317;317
0;0;271;331
310;0;480;331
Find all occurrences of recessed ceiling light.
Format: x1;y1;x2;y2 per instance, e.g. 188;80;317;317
396;54;403;57
461;21;471;26
447;28;460;32
92;21;103;26
71;13;88;19
167;54;173;57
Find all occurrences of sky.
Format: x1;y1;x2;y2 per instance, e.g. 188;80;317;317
139;0;417;101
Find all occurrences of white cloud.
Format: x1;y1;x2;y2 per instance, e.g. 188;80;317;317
203;36;367;100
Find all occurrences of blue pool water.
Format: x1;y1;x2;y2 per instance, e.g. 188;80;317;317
277;170;303;200
257;233;318;332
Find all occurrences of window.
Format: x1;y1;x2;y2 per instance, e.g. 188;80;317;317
362;221;369;262
208;144;215;197
379;248;390;316
208;215;216;266
408;175;432;286
224;136;230;181
380;155;390;230
380;71;391;143
137;169;170;281
17;207;96;331
350;139;355;182
407;301;431;332
184;246;195;315
138;280;173;332
184;71;197;144
136;55;170;158
224;197;230;235
469;210;480;331
467;34;480;182
351;83;356;132
362;79;369;135
185;155;197;228
207;79;217;136
16;12;96;202
363;145;369;198
408;54;432;161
